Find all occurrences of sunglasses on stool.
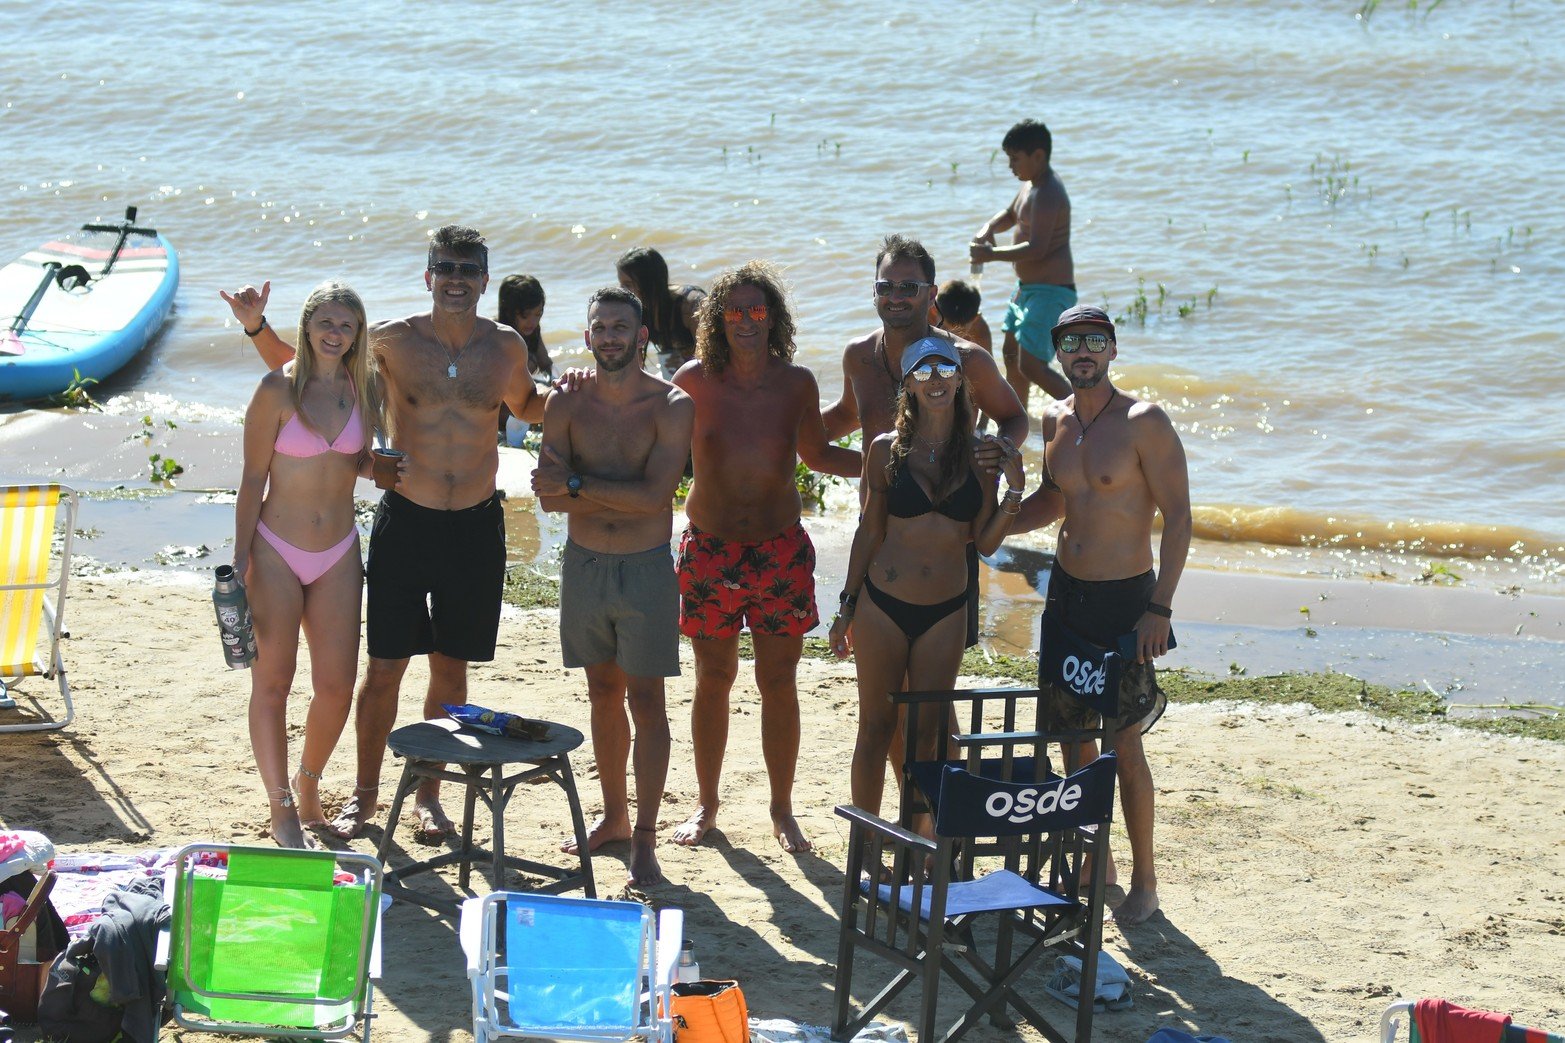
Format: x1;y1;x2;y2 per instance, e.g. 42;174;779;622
1056;333;1111;354
723;303;770;324
909;362;959;381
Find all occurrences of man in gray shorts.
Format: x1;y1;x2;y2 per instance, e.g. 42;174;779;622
532;287;694;887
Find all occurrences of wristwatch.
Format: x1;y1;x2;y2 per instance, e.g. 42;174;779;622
566;473;583;498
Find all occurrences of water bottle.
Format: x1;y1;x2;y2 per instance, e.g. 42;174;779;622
674;940;701;984
213;564;257;669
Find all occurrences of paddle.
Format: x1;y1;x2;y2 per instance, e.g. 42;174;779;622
80;205;158;278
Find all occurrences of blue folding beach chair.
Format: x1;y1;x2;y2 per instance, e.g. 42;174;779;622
459;892;682;1043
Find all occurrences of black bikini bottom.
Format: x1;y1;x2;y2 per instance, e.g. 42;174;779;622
864;577;970;643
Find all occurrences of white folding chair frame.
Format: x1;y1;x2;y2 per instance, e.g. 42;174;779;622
460;891;682;1043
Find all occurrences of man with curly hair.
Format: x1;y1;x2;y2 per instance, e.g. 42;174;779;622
670;260;861;852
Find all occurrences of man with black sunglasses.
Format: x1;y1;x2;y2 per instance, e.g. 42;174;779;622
1010;303;1191;925
230;224;550;839
823;235;1030;647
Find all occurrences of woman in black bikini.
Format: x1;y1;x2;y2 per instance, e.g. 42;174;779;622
829;336;1024;817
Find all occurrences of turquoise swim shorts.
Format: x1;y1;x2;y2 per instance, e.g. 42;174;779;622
1001;283;1078;361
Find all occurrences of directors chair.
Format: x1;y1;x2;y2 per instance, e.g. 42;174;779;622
832;753;1118;1043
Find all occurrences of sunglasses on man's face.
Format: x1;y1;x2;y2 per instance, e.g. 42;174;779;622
1055;333;1111;354
723;303;769;324
874;279;932;299
428;260;486;278
909;362;959;381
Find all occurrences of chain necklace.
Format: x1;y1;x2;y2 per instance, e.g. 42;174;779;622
913;433;944;464
437;322;480;379
1073;386;1118;446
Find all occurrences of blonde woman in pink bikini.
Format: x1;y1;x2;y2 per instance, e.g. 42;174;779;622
233;282;378;847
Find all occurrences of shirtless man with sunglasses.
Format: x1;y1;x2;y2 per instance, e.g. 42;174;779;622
1010;304;1191;925
668;261;861;853
225;224;549;839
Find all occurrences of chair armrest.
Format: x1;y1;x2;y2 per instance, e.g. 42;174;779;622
834;805;937;854
459;896;486;977
655;908;683;989
154;862;176;972
369;893;390;981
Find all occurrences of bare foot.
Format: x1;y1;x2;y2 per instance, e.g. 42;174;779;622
294;772;348;840
562;815;632;855
269;806;319;851
330;787;378;839
413;798;459;843
628;826;664;887
1112;885;1160;925
671;804;718;847
772;813;812;854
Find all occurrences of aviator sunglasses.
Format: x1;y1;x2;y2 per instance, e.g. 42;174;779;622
428;260;487;278
1055;332;1111;354
723;303;770;324
909;362;959;381
874;279;932;299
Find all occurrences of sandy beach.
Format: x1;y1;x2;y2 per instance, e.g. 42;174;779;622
3;572;1562;1043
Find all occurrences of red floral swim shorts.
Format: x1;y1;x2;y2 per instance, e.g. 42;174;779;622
676;521;818;639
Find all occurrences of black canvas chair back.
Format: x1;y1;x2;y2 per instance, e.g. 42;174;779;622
832;754;1117;1043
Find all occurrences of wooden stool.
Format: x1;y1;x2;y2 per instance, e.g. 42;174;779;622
376;718;594;913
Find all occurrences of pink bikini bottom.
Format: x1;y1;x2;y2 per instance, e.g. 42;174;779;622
255;520;360;586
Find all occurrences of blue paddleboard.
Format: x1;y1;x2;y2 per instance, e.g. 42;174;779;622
0;208;178;402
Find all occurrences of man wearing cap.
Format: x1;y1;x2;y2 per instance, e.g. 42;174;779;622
1011;303;1191;925
823;235;1030;638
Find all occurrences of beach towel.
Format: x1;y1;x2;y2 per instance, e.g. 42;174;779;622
1146;1029;1233;1043
750;1017;909;1043
1414;998;1512;1043
1043;950;1133;1012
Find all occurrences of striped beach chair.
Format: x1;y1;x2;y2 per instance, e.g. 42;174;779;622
1381;999;1563;1042
0;483;77;732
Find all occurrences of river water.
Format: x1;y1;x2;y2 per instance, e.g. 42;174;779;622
2;0;1561;583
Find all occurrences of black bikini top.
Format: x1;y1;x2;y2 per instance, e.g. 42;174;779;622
886;463;982;522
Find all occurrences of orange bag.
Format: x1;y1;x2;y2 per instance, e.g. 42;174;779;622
670;980;749;1043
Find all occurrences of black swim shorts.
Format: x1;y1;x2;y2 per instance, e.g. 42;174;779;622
1037;562;1167;734
366;491;505;662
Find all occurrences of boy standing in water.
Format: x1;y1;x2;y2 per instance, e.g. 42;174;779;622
970;119;1075;408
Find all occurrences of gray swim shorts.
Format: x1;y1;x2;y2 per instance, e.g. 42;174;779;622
559;539;681;678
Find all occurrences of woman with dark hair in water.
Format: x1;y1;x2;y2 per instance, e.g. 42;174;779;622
497;274;551;445
829;336;1024;818
615;247;705;377
497;273;552;379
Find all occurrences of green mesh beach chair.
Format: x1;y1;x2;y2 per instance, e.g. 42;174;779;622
1380;999;1563;1042
156;843;384;1041
459;891;682;1043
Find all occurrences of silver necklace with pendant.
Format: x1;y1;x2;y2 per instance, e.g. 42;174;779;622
438;323;479;379
913;434;941;463
1074;387;1117;446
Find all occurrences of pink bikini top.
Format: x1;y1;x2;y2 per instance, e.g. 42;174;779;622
274;393;366;459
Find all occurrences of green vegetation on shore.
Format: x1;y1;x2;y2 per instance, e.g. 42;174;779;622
502;569;1561;742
